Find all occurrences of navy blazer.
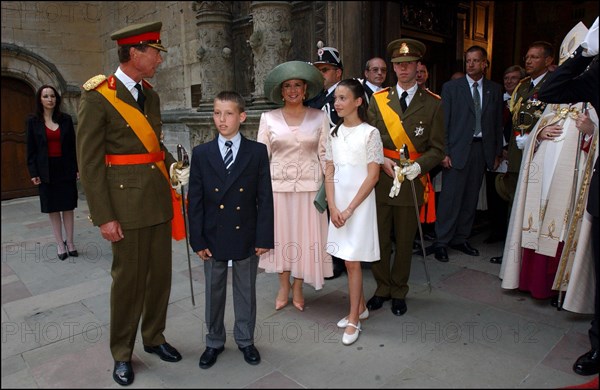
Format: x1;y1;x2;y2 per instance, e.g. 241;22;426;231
440;77;503;170
188;134;274;260
26;113;78;183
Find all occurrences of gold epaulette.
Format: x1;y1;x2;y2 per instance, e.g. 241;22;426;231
83;75;107;91
373;87;390;95
509;76;531;112
425;89;441;100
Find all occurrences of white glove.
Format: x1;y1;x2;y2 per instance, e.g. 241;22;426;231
170;163;190;193
515;134;529;150
389;166;402;198
400;162;421;181
582;17;599;57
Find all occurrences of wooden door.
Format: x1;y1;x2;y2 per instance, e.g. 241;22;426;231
1;77;37;200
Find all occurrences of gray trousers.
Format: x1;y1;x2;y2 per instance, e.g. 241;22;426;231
203;255;258;349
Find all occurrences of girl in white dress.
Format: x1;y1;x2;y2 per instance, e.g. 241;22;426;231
325;79;384;345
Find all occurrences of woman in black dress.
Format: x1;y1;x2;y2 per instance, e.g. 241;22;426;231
26;85;79;260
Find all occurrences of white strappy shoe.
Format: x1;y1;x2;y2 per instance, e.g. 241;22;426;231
337;309;369;328
342;322;361;346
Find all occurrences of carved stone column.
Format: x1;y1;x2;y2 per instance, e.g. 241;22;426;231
194;1;234;110
248;1;292;106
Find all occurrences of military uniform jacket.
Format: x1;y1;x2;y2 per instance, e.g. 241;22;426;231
187;135;274;261
367;87;445;207
76;75;176;229
506;74;550;173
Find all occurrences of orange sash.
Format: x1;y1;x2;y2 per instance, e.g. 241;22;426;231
374;91;436;223
96;83;185;240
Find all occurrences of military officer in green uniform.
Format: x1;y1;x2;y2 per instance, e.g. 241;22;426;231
76;21;189;386
366;38;445;316
496;41;555;205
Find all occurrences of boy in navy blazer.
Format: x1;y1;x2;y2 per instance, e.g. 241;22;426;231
188;91;274;369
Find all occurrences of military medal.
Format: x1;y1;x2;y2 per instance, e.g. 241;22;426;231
415;122;424;136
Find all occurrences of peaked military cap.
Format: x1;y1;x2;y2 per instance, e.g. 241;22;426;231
387;38;426;63
313;45;343;70
111;21;167;52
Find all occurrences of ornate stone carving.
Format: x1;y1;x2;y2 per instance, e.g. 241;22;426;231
194;1;234;109
248;1;292;104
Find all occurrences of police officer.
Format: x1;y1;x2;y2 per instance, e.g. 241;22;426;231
77;21;189;386
366;38;445;316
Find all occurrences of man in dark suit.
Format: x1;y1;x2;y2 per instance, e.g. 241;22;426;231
366;38;445;316
432;45;504;262
305;44;346;279
362;56;387;104
77;21;188;386
188;91;274;370
538;18;599;376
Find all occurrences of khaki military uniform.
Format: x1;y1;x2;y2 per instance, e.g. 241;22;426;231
367;86;445;299
77;75;176;361
497;75;550;203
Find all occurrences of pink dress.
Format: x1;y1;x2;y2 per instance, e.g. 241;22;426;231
257;108;333;290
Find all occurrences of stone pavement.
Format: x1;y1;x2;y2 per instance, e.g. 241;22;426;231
1;194;595;388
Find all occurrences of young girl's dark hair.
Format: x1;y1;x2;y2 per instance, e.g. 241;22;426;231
34;85;63;123
331;79;368;137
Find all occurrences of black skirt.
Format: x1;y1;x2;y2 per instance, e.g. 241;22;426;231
39;157;78;213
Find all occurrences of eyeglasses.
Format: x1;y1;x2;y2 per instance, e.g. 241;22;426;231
369;67;387;73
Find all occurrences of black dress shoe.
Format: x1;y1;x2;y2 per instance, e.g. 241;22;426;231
434;247;449;262
573;349;600;376
490;256;502;264
450;242;480;256
113;361;134;386
199;346;224;369
366;295;390;311
550;295;559;307
143;342;182;362
391;299;407;316
238;344;261;365
57;252;68;261
424;231;436;241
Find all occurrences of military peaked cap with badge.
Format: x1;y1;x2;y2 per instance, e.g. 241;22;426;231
110;21;167;52
313;44;343;70
387;38;426;63
264;61;324;105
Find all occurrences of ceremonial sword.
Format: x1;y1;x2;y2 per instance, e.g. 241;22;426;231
176;144;195;306
399;144;432;293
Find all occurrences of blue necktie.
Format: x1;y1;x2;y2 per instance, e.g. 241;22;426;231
223;140;233;173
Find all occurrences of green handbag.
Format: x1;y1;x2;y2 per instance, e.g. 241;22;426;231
313;182;327;213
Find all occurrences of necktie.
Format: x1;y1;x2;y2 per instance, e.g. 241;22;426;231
134;84;146;112
223;140;233;173
400;91;408;112
473;81;482;135
528;81;534;92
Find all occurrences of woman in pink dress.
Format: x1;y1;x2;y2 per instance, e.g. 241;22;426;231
258;61;333;311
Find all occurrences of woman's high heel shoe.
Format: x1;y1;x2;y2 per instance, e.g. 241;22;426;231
65;241;78;257
275;298;288;310
292;300;305;312
58;241;68;261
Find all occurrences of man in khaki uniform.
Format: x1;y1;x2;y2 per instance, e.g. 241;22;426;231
496;41;554;205
366;38;445;316
77;21;188;386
